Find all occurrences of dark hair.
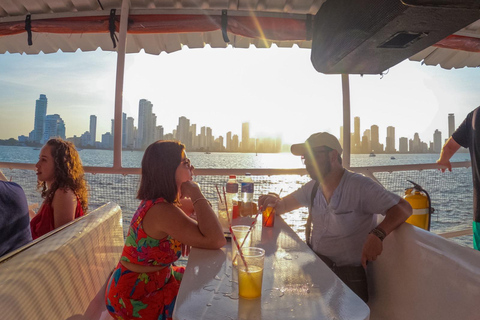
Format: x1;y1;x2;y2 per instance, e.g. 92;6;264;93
38;138;88;212
137;140;185;203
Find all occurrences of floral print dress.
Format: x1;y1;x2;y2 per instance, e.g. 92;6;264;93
105;198;185;320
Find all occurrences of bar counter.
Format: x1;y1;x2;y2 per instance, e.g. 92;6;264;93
173;215;370;320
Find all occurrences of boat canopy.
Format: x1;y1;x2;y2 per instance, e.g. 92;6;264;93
0;0;480;70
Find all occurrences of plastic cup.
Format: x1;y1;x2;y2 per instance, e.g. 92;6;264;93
262;205;275;227
231;225;251;265
237;247;265;299
217;201;229;231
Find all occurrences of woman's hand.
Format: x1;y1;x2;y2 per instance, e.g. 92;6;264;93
180;181;203;200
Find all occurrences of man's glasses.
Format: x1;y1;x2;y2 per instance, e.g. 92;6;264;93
301;149;331;165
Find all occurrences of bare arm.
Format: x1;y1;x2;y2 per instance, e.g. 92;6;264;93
144;181;226;250
437;137;461;172
51;188;78;228
361;198;412;268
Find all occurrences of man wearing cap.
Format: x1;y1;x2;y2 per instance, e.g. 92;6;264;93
258;132;412;302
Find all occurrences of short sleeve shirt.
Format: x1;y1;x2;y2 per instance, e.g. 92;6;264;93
452;106;480;222
292;170;401;266
0;181;33;256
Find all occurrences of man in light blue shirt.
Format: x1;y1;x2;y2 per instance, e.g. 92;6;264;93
258;132;412;302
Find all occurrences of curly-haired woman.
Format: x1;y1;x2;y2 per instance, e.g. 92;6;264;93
30;138;88;239
105;140;225;320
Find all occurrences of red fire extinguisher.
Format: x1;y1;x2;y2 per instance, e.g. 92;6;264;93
404;180;433;231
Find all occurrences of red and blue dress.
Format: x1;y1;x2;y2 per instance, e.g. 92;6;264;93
105;198;185;320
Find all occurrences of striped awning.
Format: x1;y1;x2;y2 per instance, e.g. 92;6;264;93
0;0;479;69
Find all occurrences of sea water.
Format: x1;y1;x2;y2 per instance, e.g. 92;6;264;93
0;145;473;247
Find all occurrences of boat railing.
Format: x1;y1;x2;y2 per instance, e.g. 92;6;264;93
0;160;473;246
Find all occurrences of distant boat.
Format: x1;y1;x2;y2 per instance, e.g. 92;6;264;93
369;152;376;157
391;156;396;160
205;151;211;154
33;148;40;150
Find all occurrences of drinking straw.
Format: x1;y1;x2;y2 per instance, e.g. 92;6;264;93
215;185;223;204
229;225;249;271
239;210;261;249
223;186;230;225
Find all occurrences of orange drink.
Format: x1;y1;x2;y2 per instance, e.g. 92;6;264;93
237;247;265;299
238;266;263;299
262;205;275;227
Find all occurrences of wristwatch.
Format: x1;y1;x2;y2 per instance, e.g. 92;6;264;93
369;227;387;241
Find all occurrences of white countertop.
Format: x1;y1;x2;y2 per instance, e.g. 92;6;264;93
173;215;370;320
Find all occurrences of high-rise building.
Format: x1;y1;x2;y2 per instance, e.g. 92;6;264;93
189;124;197;149
412;133;421;153
433;129;442;153
176;116;191;148
242;122;250;152
362;130;371;153
122;113;127;148
353;116;361;152
126;117;135;148
89;115;97;146
137;99;154;149
42;114;65;143
448;113;455;137
226;131;232;151
206;127;213;150
371;125;380;153
399;137;408;153
386;126;396;153
339;126;344;148
33;94;48;143
155;126;164;141
232;135;239;151
200;126;206;149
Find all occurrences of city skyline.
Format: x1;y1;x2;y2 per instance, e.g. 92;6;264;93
9;94;465;154
15;95;283;152
345;115;453;154
1;46;479;146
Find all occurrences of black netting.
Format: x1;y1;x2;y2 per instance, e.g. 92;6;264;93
373;168;473;233
2;167;474;246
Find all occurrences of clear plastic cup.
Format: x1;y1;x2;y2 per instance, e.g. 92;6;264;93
217;201;229;231
237;247;265;299
231;225;251;265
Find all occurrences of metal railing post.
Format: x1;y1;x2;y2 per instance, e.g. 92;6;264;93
342;74;351;169
113;0;130;169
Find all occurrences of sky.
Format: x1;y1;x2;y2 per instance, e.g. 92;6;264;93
0;45;479;148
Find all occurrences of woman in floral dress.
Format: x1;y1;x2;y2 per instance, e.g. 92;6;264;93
105;140;226;320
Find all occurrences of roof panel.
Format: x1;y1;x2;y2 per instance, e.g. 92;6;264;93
0;0;479;69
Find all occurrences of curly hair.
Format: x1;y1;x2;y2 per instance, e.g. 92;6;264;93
137;140;185;203
38;138;88;212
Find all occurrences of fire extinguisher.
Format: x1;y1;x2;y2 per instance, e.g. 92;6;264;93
404;180;433;231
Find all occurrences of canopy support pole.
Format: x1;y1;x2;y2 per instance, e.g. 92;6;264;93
341;74;351;169
113;0;129;169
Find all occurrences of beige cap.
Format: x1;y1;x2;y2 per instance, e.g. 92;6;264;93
291;132;343;156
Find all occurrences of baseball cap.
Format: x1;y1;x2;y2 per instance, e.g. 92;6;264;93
291;132;343;156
